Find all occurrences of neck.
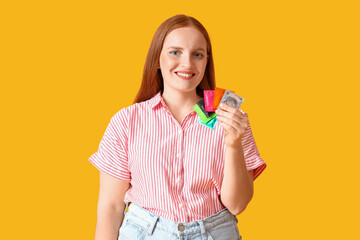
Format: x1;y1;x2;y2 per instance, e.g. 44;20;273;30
161;89;202;113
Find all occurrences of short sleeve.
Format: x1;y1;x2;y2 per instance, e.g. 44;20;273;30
88;108;131;182
241;112;267;181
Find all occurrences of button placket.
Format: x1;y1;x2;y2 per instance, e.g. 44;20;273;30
175;127;186;216
176;128;183;180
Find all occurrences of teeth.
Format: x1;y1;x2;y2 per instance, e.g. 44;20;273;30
176;72;193;77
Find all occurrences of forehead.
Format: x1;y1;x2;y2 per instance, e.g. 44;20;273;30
163;27;207;49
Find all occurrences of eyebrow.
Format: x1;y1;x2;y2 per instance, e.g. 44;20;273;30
167;46;206;52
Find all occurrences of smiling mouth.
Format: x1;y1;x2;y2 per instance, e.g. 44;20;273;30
175;72;196;78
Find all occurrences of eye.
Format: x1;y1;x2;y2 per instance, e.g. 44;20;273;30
194;52;204;58
169;50;180;55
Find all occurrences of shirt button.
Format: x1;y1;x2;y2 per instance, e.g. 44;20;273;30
179;203;183;208
178;224;185;231
177;152;181;158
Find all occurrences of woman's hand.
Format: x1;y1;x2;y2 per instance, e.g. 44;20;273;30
215;103;248;148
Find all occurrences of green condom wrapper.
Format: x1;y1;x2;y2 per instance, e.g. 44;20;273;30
193;104;217;123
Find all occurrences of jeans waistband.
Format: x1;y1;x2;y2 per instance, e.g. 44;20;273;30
124;202;238;237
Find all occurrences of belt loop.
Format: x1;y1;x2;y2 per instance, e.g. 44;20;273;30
198;220;207;239
147;215;159;236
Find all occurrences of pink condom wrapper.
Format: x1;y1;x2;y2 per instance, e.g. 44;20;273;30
204;90;216;112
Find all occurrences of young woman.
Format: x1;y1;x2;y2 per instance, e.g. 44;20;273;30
89;14;266;240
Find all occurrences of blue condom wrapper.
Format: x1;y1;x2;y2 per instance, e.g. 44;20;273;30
198;116;218;130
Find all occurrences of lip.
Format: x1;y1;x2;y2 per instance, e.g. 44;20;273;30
174;71;196;80
176;70;196;74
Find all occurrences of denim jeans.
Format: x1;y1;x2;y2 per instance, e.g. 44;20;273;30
118;202;242;240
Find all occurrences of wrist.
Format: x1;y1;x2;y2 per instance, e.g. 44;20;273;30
224;144;247;166
225;142;243;151
225;144;244;156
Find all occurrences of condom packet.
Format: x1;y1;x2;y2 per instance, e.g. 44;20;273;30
193;99;217;123
219;90;245;109
212;87;226;109
197;98;216;118
193;104;215;123
213;87;235;109
198;116;218;130
204;90;216;112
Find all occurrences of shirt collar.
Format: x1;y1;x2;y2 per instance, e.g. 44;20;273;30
148;91;198;121
149;91;163;109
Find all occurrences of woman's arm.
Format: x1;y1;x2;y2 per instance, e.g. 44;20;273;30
220;146;254;215
215;103;255;215
94;171;130;240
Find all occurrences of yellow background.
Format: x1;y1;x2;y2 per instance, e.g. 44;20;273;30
1;0;359;239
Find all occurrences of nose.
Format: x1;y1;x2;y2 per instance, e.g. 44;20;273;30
180;53;193;68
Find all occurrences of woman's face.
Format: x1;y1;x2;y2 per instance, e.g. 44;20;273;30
159;26;208;95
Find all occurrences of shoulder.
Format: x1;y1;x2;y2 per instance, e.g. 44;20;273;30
112;98;154;121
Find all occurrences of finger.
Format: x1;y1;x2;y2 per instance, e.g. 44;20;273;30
218;103;238;114
217;117;238;133
217;115;241;132
215;108;243;125
218;103;244;118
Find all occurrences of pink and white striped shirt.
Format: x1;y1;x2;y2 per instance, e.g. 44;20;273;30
88;91;266;222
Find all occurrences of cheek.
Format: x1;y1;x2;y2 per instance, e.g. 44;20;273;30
161;58;177;70
160;52;175;66
159;54;165;67
198;62;208;75
203;61;208;70
199;59;208;70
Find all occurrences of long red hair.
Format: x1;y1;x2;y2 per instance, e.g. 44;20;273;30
133;14;216;104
